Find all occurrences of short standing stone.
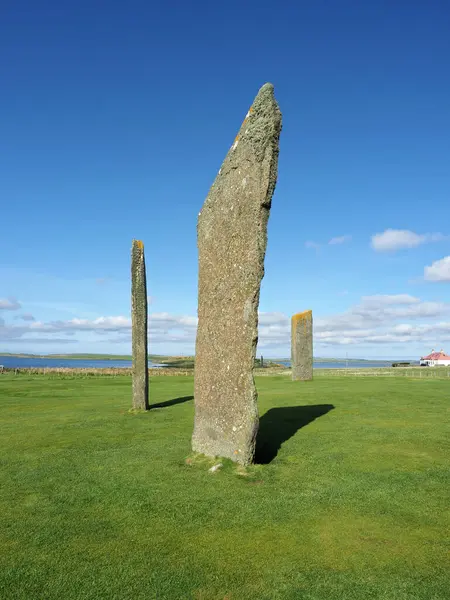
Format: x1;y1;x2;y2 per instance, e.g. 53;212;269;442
192;83;282;465
131;239;149;410
291;310;313;381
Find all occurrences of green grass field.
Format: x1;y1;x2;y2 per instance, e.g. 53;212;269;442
0;374;448;599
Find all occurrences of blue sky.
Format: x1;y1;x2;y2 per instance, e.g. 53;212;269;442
1;0;449;358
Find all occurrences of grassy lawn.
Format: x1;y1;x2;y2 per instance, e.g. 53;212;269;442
0;374;448;599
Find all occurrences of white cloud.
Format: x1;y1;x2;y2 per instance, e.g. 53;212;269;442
317;295;449;328
258;312;288;326
0;297;21;310
2;296;449;354
329;235;351;245
424;256;450;282
15;313;35;322
358;294;419;307
258;294;450;350
0;312;199;345
305;241;321;250
371;229;447;252
150;313;198;328
306;235;352;250
4;338;78;345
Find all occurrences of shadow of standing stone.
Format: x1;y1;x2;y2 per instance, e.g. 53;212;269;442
192;83;282;465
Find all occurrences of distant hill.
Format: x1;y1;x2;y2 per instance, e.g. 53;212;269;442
0;352;395;364
270;357;393;363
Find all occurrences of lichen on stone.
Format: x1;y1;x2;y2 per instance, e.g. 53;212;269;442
291;310;313;382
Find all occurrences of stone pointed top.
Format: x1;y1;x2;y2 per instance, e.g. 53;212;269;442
230;83;281;163
132;239;144;255
254;82;275;98
201;83;282;208
292;310;312;321
201;84;281;219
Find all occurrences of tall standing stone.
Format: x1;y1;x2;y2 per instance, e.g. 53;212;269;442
192;83;282;465
291;310;313;381
131;239;149;410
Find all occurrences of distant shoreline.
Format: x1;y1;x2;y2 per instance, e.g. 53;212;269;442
0;352;400;364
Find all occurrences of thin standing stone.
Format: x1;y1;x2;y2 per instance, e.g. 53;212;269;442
192;83;282;465
291;310;313;381
131;239;149;410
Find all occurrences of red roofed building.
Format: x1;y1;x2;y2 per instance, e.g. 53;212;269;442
420;350;450;366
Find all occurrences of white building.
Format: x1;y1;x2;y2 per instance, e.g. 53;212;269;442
420;350;450;367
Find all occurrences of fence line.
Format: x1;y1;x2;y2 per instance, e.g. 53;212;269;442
0;367;192;377
314;367;450;379
2;366;449;380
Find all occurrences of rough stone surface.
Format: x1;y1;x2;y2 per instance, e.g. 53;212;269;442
131;239;149;410
192;83;282;465
291;310;313;381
